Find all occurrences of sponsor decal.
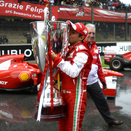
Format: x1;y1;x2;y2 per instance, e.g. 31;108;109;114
0;81;8;85
93;55;97;59
98;46;105;54
118;45;131;52
19;72;30;82
104;55;112;57
0;49;32;56
117;42;131;54
0;45;34;60
94;49;98;54
76;11;84;17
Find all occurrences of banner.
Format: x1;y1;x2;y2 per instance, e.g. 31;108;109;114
58;6;91;21
58;6;131;22
0;0;46;20
0;0;131;22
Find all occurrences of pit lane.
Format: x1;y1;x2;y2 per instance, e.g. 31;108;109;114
0;70;131;131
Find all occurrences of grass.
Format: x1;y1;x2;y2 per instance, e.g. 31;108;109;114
101;58;109;67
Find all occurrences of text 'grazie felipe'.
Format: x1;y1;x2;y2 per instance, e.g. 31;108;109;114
0;1;44;14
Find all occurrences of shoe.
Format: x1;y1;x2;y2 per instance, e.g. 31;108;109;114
108;120;123;126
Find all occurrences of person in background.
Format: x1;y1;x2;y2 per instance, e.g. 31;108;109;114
104;24;109;39
66;0;73;5
0;35;2;44
3;35;8;44
27;31;31;44
61;0;65;5
85;23;123;126
51;21;92;131
77;0;83;6
120;24;125;39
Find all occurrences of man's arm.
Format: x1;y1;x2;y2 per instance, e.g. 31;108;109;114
97;54;107;90
52;51;89;78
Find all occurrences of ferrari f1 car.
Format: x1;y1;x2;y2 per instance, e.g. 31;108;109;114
104;47;131;71
0;54;123;97
0;54;42;92
99;68;123;97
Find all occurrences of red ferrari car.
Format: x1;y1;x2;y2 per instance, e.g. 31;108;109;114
0;53;123;96
104;47;131;71
0;54;42;92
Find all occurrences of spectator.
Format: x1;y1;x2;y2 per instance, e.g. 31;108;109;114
104;24;109;39
65;0;72;5
77;0;83;6
99;2;103;8
73;1;77;6
0;35;2;44
61;0;65;5
27;31;31;44
117;25;121;38
3;35;8;44
120;24;125;38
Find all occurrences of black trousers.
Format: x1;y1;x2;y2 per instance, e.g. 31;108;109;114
87;82;115;123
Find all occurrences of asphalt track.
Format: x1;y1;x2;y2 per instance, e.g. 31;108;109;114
0;69;131;131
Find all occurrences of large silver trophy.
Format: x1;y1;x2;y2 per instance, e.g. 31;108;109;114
31;7;69;121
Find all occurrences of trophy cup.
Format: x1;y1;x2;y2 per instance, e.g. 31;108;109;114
31;8;69;121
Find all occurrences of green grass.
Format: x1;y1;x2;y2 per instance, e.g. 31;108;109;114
101;58;109;67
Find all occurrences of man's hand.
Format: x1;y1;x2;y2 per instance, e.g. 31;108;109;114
103;85;107;90
44;50;57;60
102;82;107;90
51;50;57;60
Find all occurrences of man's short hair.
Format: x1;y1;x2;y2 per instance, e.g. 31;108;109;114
85;23;96;31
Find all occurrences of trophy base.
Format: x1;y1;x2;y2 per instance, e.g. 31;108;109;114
34;103;67;121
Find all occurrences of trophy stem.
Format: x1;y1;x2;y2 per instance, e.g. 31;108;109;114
36;79;46;121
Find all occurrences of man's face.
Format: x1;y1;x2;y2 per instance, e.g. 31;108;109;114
68;28;82;46
85;27;95;43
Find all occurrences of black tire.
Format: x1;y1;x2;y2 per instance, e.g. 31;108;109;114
110;57;124;71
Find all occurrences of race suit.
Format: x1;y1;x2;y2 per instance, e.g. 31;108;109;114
53;42;92;131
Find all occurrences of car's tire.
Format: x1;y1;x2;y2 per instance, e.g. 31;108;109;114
110;57;124;71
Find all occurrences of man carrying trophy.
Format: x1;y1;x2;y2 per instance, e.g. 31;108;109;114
51;21;92;131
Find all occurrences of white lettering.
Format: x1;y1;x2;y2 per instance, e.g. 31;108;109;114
0;1;4;7
32;14;41;18
13;11;32;17
5;10;12;14
104;55;112;57
25;5;44;14
0;1;44;14
0;1;23;10
11;50;17;55
76;11;84;17
0;49;32;57
118;45;131;52
24;49;32;57
7;50;10;54
98;46;105;53
0;81;8;85
2;50;4;55
12;3;17;8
